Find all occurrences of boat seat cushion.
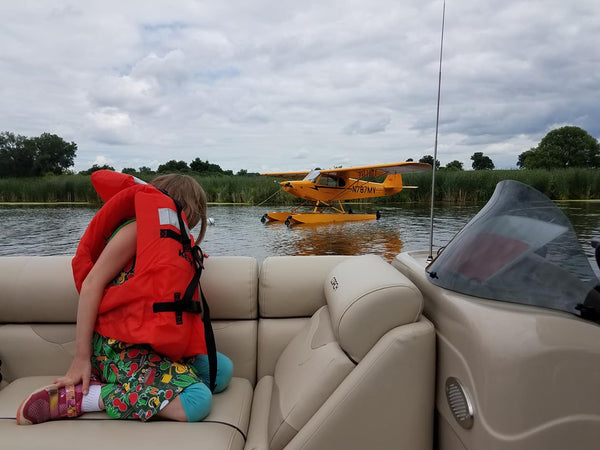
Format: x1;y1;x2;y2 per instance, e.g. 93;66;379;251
257;255;425;450
0;376;253;450
325;254;424;362
267;306;355;450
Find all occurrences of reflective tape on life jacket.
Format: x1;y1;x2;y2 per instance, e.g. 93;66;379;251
72;171;217;390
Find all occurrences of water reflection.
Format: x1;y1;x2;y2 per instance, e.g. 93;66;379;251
265;220;404;261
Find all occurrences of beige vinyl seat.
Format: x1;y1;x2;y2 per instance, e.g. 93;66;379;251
246;254;435;450
0;254;435;450
0;255;259;450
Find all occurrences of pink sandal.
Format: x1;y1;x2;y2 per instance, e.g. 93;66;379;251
17;384;85;425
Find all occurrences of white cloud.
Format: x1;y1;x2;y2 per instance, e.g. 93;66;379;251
85;108;134;145
0;0;598;173
92;155;115;167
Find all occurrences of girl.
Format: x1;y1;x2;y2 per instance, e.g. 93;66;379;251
17;171;232;424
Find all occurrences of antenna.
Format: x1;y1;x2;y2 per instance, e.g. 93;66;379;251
427;0;446;262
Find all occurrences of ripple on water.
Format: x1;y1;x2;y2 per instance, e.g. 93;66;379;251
1;204;599;267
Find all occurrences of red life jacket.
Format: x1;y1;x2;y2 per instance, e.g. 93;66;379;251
72;171;211;363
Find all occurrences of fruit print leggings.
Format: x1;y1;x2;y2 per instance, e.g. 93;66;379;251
90;332;201;421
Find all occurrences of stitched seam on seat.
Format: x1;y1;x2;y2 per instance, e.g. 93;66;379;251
203;420;247;441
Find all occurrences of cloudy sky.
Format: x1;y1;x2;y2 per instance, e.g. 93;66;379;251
1;0;598;173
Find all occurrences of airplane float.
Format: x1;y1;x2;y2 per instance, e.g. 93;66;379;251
260;161;432;225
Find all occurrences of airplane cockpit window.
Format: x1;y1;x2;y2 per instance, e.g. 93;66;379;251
304;170;321;182
427;180;600;324
318;175;343;187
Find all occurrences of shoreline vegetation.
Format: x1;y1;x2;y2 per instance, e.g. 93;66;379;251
1;168;599;205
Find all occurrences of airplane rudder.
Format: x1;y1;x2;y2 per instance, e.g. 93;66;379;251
383;173;403;189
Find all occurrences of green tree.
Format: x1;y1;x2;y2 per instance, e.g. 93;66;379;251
236;169;259;176
157;160;189;173
0;132;35;177
445;160;464;171
190;157;224;174
517;126;600;169
79;164;115;175
0;131;76;177
419;155;440;170
138;166;155;176
471;152;495;170
30;133;77;175
517;150;533;169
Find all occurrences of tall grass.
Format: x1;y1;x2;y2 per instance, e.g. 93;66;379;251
0;175;98;203
389;168;600;204
197;175;296;205
1;169;599;205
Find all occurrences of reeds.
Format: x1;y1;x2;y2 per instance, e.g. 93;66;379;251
0;175;98;203
1;169;599;205
388;169;600;204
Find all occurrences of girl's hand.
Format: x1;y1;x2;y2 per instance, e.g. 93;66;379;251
53;356;92;395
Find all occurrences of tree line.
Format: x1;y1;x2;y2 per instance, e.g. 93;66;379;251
1;126;598;179
418;127;600;171
81;159;260;178
0;132;77;177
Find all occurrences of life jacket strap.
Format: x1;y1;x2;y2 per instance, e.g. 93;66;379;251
151;190;218;392
193;246;218;394
158;196;193;251
160;229;191;249
152;298;203;314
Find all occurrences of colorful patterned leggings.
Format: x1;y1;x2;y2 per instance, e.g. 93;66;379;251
90;333;232;422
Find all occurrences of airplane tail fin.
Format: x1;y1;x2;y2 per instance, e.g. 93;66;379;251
383;173;403;190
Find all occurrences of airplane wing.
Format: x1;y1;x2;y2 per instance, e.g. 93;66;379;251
320;162;431;179
260;170;311;180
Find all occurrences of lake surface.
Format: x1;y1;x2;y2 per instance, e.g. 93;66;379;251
2;202;600;266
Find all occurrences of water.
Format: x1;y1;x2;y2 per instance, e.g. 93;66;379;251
1;203;599;266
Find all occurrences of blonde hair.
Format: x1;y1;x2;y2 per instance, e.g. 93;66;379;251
151;174;208;243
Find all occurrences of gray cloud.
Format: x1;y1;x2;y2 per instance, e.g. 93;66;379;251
343;115;391;135
0;0;597;172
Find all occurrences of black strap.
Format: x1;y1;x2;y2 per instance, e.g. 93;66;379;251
152;191;217;392
160;228;185;243
152;298;203;314
194;247;218;393
159;197;192;251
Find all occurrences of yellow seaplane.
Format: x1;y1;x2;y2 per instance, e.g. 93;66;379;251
260;161;432;225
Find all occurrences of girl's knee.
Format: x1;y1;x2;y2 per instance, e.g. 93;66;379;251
179;383;212;422
215;353;233;393
193;352;233;393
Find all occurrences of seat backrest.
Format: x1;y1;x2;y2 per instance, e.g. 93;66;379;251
256;255;351;380
0;255;259;385
266;255;424;450
201;256;259;385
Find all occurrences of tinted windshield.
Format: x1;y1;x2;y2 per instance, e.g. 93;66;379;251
427;180;599;320
304;170;321;182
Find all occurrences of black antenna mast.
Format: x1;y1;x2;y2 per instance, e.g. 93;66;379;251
428;0;446;262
